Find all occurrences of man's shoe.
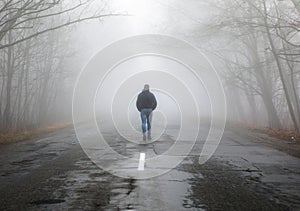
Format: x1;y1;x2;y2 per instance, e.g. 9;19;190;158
147;131;152;140
143;134;146;141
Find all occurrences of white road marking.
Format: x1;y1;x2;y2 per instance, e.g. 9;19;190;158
138;153;146;171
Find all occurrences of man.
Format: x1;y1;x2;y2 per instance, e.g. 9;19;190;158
136;84;157;141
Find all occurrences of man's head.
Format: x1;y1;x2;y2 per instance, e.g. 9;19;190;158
143;84;150;91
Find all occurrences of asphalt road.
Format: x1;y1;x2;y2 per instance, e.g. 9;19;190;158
0;124;299;210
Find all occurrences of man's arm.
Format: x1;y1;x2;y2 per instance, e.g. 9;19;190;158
136;94;141;112
152;94;157;110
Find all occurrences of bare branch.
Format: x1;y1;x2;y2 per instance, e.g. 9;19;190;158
0;13;126;49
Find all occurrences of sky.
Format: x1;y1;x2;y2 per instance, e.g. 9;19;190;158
73;0;214;59
70;0;222;130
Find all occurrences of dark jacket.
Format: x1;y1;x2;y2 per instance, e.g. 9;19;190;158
136;90;157;112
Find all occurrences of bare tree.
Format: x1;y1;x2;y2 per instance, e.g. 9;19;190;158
195;0;299;131
0;0;122;131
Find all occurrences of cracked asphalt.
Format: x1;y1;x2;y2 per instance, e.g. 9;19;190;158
0;124;299;210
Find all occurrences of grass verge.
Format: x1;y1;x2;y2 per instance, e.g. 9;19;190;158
250;127;300;142
229;121;300;142
0;122;73;144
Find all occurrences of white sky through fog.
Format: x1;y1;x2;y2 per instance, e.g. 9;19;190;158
70;0;214;123
72;0;214;58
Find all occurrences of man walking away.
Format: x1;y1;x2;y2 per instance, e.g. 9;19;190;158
136;84;157;141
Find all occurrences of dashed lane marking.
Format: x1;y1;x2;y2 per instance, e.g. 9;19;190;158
138;153;146;171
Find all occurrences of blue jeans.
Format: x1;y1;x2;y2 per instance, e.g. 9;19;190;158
140;108;153;133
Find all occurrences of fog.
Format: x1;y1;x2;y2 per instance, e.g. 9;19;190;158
93;54;211;138
0;0;299;134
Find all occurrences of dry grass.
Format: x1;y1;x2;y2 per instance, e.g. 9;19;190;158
251;127;300;142
230;121;300;142
0;122;72;144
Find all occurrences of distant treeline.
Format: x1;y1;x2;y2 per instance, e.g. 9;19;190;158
0;0;113;132
197;0;299;132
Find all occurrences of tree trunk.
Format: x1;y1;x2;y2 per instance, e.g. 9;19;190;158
21;40;31;128
262;1;299;132
3;30;13;130
247;33;282;129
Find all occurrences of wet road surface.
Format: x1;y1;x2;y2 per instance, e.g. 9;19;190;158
0;125;299;210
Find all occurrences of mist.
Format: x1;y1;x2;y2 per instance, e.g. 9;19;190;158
1;0;300;208
0;0;299;134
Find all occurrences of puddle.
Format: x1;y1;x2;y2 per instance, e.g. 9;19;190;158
42;159;138;210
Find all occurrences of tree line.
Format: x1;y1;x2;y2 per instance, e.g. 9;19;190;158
197;0;299;132
0;0;115;131
1;0;299;134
